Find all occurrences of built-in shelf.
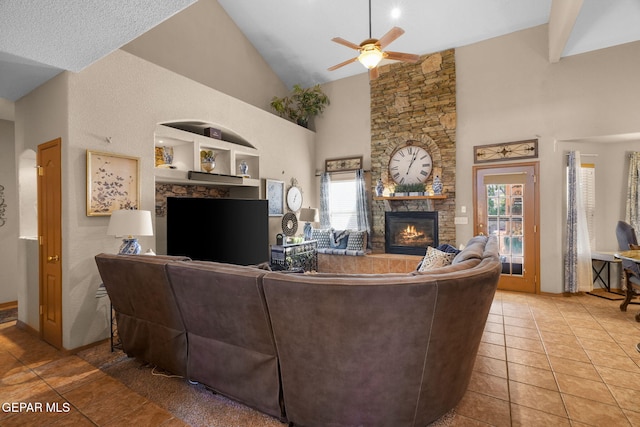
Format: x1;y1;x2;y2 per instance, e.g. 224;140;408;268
374;195;447;201
154;123;260;189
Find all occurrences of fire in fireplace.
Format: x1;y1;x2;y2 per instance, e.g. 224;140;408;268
385;211;438;255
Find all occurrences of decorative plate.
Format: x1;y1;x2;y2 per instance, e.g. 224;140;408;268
281;212;298;236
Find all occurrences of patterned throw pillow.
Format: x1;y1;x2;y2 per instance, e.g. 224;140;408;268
311;228;331;248
418;246;456;272
346;230;367;251
329;229;350;249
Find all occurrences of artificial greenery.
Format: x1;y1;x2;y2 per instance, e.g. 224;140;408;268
270;84;330;128
394;183;425;194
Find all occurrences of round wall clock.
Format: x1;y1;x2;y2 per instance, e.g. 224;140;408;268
286;185;303;212
388;143;432;185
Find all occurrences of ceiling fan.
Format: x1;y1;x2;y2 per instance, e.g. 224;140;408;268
328;0;420;79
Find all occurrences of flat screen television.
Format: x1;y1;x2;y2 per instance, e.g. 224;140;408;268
166;197;269;265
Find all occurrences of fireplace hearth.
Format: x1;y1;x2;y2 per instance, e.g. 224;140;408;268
385;212;438;255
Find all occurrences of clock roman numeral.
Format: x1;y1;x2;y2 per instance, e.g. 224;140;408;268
393;173;400;179
420;170;428;176
390;166;399;171
422;163;431;167
398;151;405;157
420;155;428;160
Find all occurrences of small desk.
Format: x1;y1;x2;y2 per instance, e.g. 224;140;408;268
591;251;622;292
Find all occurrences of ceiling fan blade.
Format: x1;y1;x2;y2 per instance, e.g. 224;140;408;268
369;67;379;80
385;51;420;63
328;57;358;71
377;27;405;49
331;37;361;50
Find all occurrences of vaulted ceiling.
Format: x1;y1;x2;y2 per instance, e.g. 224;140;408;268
1;0;640;105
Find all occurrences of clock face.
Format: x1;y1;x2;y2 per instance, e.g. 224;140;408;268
287;186;302;212
388;145;432;184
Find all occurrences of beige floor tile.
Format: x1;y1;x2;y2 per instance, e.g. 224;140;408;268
477;342;506;361
609;385;640;412
506;348;551;370
487;313;504;324
48;411;96;426
484;321;504;334
538;329;581;347
554;372;616;405
571;326;614;341
0;351;28;378
596;366;640;392
579;336;628;356
586;349;640;372
535;321;574;335
455;390;511;427
562;394;630;426
622;408;640;426
33;355;106;394
547;355;601;381
467;371;509;400
504;325;540;340
510;403;571;427
503;316;537;329
508;380;566;417
543;341;590;363
474;355;508;379
507;362;558;391
482;331;505;346
505;335;545;353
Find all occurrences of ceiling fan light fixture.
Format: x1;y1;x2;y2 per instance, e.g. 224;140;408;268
358;44;383;69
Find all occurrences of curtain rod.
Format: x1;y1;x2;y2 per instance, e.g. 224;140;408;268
315;170;371;176
564;153;598;157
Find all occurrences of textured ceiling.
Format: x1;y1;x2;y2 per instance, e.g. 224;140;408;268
0;0;195;102
1;0;640;109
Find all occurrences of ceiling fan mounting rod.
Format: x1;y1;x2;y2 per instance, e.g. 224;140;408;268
368;0;372;38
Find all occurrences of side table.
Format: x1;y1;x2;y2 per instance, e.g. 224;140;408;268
270;240;318;272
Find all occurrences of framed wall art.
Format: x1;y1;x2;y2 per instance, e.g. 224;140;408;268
265;178;284;216
473;139;538;164
325;156;363;173
86;150;140;216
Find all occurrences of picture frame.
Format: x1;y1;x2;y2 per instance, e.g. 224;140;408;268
86;150;140;216
265;179;284;216
325;156;363;173
473;139;538;164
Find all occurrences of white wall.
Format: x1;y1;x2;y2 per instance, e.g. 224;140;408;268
19;49;313;349
0;119;18;304
455;25;640;293
122;0;288;112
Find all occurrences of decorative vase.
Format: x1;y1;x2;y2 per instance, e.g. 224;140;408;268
239;160;249;176
375;179;384;197
201;160;215;173
432;175;443;195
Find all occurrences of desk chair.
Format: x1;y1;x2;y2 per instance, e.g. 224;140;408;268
616;221;640;321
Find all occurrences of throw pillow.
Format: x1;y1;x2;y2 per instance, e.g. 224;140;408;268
346;230;367;251
418;246;456;272
329;229;349;249
311;228;331;248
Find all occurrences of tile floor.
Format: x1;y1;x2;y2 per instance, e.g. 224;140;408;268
1;290;640;426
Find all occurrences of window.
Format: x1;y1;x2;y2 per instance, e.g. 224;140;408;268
328;176;358;229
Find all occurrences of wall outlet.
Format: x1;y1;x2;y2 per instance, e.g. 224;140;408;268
454;217;468;225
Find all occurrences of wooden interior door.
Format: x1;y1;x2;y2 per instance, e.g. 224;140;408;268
474;162;539;293
38;138;62;349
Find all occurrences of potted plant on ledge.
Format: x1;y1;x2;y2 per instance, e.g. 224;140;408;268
270;84;330;128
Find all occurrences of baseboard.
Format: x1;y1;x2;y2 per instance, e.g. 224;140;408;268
0;300;18;310
15;320;38;337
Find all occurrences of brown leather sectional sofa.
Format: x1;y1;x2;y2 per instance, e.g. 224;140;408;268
95;235;501;427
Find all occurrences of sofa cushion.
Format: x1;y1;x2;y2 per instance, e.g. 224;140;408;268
312;229;331;248
453;236;488;264
418;246;456;271
329;229;349;249
346;230;367;251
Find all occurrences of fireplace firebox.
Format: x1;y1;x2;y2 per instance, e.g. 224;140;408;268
385;212;438;255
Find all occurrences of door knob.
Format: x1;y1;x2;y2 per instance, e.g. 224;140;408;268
47;255;60;262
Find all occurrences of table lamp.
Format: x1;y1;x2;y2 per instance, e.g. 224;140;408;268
107;209;153;254
299;207;319;240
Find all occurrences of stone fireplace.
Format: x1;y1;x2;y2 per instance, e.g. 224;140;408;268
370;48;457;252
385;212;438;255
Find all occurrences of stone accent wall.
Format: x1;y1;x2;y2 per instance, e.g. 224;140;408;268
155;184;229;217
370;49;456;252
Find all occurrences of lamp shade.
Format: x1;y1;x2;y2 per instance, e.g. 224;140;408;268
107;209;153;237
299;208;319;223
358;45;383;69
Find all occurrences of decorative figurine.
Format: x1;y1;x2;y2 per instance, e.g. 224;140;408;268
432;175;443;195
376;179;384;197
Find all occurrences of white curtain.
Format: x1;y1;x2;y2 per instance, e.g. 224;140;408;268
626;152;640;232
319;172;331;229
354;170;372;248
564;151;593;293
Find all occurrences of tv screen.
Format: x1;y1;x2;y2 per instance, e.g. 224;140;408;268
167;197;269;265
